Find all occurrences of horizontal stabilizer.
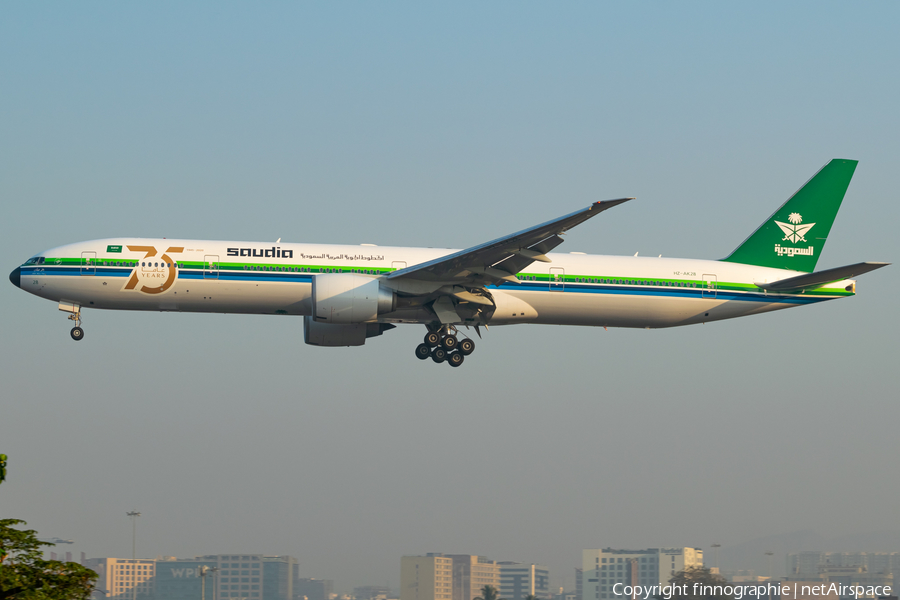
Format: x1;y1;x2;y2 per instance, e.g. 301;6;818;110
755;262;890;291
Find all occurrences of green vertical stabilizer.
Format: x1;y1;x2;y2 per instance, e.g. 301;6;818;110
722;159;857;272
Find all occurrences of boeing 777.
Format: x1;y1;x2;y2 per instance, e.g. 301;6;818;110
9;159;889;367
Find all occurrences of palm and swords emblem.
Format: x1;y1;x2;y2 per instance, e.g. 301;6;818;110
774;212;815;243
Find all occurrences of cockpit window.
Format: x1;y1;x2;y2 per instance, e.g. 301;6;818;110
24;257;45;265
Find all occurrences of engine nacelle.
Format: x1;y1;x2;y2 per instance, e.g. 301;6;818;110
312;274;396;324
303;316;395;347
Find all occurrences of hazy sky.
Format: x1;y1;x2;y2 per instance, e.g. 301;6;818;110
1;2;898;593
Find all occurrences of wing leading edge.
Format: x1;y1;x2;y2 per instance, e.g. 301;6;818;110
387;198;632;287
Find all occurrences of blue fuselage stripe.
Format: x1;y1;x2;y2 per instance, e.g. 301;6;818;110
21;266;831;305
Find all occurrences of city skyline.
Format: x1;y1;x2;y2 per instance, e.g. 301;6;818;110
42;541;900;597
55;546;900;600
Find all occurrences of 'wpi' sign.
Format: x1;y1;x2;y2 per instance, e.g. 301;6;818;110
170;568;200;578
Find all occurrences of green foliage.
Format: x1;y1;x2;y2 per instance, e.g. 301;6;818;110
0;519;97;600
0;455;7;484
667;566;733;600
475;585;502;600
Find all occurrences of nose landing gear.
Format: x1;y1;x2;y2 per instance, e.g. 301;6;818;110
414;325;475;366
59;301;85;341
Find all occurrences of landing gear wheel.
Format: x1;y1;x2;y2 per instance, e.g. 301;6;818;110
447;351;464;367
424;332;441;347
458;338;475;355
70;327;84;341
415;343;432;360
431;347;447;363
441;335;458;351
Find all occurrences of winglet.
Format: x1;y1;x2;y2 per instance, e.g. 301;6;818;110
592;197;633;211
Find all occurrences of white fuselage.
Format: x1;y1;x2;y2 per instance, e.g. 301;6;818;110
16;237;854;329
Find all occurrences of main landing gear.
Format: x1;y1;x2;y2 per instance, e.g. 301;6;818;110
59;302;85;341
414;325;475;367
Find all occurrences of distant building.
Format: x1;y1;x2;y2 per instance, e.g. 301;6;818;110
212;554;286;600
401;554;454;600
785;568;893;600
155;554;296;600
786;553;898;600
86;554;297;600
155;557;219;600
788;553;900;578
448;555;500;600
295;578;333;600
263;556;296;600
575;568;582;600
581;548;704;600
84;558;156;600
497;563;550;600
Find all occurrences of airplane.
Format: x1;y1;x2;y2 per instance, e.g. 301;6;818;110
9;159;889;367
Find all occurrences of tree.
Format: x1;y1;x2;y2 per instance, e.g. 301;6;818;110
0;519;97;600
665;566;732;600
475;586;501;600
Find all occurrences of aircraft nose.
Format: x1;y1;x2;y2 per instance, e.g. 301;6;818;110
9;266;21;288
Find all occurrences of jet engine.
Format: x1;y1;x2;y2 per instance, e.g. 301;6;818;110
311;273;396;324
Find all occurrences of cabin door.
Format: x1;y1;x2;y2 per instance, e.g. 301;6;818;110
549;267;565;291
702;274;717;298
80;251;96;275
204;255;219;279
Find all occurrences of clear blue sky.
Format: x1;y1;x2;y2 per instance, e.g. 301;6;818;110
1;2;897;592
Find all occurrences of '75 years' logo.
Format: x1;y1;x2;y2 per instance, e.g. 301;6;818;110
123;246;184;294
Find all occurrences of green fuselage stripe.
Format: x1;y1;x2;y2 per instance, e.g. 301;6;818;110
34;257;853;298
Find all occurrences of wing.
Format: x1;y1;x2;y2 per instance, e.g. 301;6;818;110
387;198;632;287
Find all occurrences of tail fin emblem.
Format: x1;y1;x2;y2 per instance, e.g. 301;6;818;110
775;213;815;244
